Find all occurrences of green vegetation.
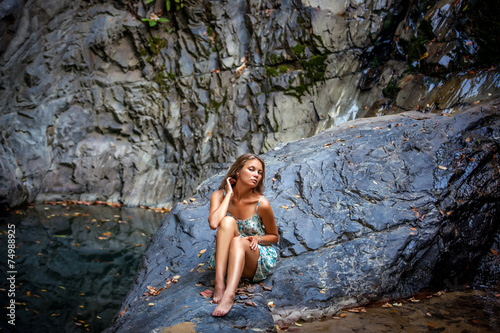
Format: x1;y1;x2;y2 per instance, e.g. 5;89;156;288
265;67;279;77
152;71;171;93
291;44;306;58
278;65;289;73
285;73;309;102
147;36;167;56
141;0;184;27
301;54;328;81
142;16;169;27
382;77;401;99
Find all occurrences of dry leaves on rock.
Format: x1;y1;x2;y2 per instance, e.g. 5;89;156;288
244;301;257;307
347;307;366;313
200;289;213;299
144;285;168;297
119;306;127;317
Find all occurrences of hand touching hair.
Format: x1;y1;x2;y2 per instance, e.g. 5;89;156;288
218;153;266;194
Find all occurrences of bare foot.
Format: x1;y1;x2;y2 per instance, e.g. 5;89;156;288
213;283;225;304
212;295;234;317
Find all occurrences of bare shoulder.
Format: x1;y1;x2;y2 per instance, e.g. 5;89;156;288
211;189;225;201
258;196;273;211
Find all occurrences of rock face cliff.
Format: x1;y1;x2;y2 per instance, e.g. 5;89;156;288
1;0;498;209
104;105;499;332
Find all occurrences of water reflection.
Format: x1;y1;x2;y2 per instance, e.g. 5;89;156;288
0;204;164;332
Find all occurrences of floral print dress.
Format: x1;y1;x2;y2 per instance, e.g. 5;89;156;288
209;196;278;282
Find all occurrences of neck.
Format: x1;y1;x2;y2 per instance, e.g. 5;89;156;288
232;183;254;200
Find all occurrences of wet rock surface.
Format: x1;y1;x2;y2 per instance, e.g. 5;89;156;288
1;0;499;209
104;105;500;332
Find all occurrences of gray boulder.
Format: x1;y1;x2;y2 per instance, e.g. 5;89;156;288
104;104;500;332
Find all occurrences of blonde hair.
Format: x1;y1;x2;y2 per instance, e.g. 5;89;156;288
218;153;266;194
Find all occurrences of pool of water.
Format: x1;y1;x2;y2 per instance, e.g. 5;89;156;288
0;204;165;333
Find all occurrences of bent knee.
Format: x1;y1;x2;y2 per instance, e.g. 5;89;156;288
218;216;237;231
229;236;247;249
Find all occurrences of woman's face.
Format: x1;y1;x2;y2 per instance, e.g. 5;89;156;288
237;158;263;188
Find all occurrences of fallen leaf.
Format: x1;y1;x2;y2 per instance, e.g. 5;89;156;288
294;322;302;327
245;301;257;307
281;205;289;209
198;249;207;258
262;285;273;291
438;165;447;170
200;289;213;299
268;301;275;307
235;63;246;78
410;227;417;231
339;313;347;317
190;197;196;202
491;248;498;256
148;303;154;307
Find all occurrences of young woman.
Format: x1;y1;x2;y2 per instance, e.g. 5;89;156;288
208;153;279;317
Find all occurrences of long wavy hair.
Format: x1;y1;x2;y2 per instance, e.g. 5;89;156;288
218;153;266;194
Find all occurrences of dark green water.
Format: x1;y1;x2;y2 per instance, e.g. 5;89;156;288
0;204;164;333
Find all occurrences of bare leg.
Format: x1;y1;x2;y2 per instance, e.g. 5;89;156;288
213;216;238;304
212;237;260;316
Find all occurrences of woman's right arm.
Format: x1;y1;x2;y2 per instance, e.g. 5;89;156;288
208;179;233;230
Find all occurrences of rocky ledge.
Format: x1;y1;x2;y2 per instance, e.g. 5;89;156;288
104;103;500;332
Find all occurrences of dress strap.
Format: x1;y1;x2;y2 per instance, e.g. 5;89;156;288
256;196;264;214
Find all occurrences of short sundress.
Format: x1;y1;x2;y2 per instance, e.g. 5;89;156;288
208;196;278;282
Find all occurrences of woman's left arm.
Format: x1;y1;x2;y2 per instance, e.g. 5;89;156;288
257;197;279;245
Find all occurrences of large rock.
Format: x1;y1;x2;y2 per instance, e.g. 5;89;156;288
104;104;500;332
1;0;499;209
